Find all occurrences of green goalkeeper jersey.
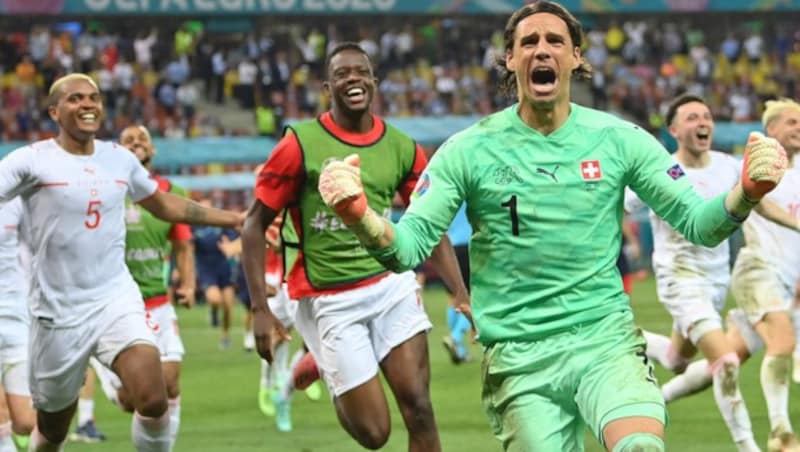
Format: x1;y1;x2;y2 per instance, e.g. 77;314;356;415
373;103;742;345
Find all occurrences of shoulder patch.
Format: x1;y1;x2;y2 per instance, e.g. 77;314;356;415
667;164;686;180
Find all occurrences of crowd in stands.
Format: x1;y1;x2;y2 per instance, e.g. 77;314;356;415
1;14;799;143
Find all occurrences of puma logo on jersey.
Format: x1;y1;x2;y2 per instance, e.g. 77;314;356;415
536;165;559;183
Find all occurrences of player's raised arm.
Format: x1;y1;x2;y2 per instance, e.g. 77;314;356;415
627;128;787;247
319;142;466;273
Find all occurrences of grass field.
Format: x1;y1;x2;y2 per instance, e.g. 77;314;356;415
71;276;799;451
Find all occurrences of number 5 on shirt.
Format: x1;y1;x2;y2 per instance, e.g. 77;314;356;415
85;200;102;229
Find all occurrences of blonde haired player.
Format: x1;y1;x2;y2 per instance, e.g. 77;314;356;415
659;98;800;452
0;73;242;452
628;94;800;452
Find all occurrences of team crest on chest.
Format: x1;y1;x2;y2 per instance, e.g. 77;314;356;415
580;160;602;180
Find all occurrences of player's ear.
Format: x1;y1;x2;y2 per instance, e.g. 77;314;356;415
505;47;516;72
48;104;58;122
668;123;679;139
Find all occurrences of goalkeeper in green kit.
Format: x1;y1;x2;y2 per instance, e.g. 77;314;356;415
317;2;789;452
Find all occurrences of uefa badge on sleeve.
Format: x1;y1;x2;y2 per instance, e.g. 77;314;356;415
411;172;431;201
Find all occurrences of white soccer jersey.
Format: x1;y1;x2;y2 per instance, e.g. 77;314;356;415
0;197;28;322
0;139;158;327
625;151;739;285
740;165;800;288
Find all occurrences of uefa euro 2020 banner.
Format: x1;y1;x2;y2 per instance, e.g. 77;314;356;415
1;0;799;15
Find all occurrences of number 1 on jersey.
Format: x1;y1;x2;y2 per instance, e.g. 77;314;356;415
501;195;519;236
85;200;102;229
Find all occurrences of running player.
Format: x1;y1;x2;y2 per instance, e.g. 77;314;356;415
316;3;787;451
242;43;467;452
0;73;242;451
628;94;800;452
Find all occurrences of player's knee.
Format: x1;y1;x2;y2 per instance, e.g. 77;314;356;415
11;415;34;436
397;392;435;432
134;390;168;418
610;433;664;452
352;422;391;450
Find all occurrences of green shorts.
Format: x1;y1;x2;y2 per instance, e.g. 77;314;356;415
481;310;666;451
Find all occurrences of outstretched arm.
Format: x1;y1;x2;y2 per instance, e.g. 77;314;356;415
753;199;800;231
139;192;243;228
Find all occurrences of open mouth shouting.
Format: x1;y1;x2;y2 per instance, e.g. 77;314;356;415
529;66;558;97
695;126;711;146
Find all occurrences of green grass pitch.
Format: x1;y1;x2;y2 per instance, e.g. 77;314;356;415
74;276;798;451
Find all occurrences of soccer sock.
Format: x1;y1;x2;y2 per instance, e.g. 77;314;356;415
661;359;712;403
710;353;758;451
0;422;15;452
77;398;95;426
271;341;290;389
260;359;271;388
28;426;65;452
131;411;170;452
760;354;792;433
168;397;180;448
643;330;689;373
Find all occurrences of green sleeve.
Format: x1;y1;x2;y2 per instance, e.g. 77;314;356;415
624;128;742;246
370;138;467;271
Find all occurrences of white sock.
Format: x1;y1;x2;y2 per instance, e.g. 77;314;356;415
168;397;181;448
28;426;64;452
131;411;170;452
643;330;689;373
710;353;757;451
77;398;95;426
760;354;792;432
0;422;15;452
260;359;270;388
270;341;290;388
661;359;712;403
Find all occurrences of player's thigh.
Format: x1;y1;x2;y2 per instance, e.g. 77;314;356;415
754;311;796;353
731;253;791;323
657;275;726;344
725;309;760;360
482;370;584;451
575;312;665;447
370;272;432;366
6;392;34;434
29;317;96;412
294;296;379;398
204;285;222;305
481;340;584;452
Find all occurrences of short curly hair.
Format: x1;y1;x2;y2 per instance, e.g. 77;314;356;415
496;1;592;97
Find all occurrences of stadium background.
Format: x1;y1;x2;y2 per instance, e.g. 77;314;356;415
1;0;800;450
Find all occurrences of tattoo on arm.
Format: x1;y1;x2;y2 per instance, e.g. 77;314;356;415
185;201;207;223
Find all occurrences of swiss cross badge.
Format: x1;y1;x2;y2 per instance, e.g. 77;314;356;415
580;160;602;180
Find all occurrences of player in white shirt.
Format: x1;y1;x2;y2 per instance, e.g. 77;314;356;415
626;95;800;452
0;198;35;450
0;73;242;452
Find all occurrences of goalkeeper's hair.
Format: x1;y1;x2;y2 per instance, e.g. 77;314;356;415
762;98;800;127
47;73;98;107
497;1;592;97
324;42;374;79
665;94;707;126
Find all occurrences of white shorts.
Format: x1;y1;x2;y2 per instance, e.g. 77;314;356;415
0;317;30;396
268;284;297;329
294;271;431;397
147;303;185;362
29;296;158;412
655;274;728;344
731;250;793;324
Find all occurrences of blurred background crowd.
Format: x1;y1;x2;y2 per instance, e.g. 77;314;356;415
1;13;799;143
